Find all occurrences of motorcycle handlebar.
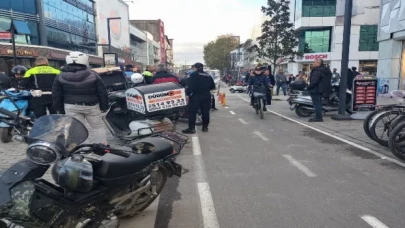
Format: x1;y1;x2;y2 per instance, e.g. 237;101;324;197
0;108;18;119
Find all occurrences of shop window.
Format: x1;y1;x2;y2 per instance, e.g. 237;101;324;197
359;60;377;75
359;25;379;52
301;0;336;17
299;28;331;53
0;0;11;9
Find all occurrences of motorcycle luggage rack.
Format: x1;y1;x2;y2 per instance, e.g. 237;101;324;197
150;131;189;155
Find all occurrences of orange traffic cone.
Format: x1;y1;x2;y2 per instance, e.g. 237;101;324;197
222;93;226;106
218;93;222;102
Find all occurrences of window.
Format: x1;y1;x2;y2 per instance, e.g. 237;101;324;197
359;60;377;75
359;25;379;51
301;0;336;17
299;28;331;53
0;0;11;9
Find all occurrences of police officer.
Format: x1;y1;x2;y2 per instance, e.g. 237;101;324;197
23;56;60;118
182;63;215;134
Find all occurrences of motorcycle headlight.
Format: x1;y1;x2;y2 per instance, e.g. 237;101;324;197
26;141;62;165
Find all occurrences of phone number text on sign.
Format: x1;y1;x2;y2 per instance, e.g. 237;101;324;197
145;89;187;112
125;88;146;114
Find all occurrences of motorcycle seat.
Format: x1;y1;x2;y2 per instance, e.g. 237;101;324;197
96;153;152;179
253;92;265;98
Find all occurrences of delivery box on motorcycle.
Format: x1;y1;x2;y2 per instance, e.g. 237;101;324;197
125;82;187;117
289;80;307;90
93;67;128;92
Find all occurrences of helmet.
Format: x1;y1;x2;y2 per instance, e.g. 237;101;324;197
193;62;204;70
131;73;144;84
11;65;27;75
66;51;89;66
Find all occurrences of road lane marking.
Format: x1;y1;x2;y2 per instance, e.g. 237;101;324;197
236;94;405;168
230;111;236;115
225;107;229;109
192;136;202;155
198;183;220;228
361;215;390;228
283;154;317;177
238;118;247;125
254;131;269;141
192;136;220;228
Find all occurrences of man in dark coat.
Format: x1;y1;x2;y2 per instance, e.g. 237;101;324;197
307;58;332;122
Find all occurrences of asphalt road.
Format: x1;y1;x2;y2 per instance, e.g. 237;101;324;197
123;88;405;228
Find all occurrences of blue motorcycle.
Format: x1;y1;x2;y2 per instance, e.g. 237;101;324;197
0;89;33;143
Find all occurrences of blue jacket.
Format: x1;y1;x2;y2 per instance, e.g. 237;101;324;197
248;73;270;86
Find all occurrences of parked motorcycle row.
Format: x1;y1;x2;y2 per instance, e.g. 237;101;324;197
363;100;405;161
0;67;191;228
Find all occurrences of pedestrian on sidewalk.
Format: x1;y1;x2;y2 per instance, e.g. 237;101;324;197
264;66;275;105
275;69;287;96
332;68;340;84
52;51;109;144
307;58;332;122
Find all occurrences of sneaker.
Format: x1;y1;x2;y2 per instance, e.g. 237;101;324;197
182;128;196;134
263;107;267;112
308;118;323;122
202;127;208;132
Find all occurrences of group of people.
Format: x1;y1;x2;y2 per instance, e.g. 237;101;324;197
124;64;180;85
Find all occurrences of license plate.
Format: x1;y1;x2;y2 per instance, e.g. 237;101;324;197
172;162;182;177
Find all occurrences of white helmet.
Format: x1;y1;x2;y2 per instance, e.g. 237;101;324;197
66;51;89;66
131;73;144;84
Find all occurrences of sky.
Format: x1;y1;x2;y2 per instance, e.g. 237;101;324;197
127;0;264;64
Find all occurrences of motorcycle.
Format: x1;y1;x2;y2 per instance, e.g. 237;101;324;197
0;106;187;227
289;82;353;117
0;89;33;143
95;67;186;143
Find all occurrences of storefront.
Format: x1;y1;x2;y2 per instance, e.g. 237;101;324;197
0;43;103;74
286;53;331;76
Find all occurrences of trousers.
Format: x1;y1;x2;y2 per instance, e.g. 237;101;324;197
188;95;211;129
310;93;323;120
31;96;56;118
65;104;108;144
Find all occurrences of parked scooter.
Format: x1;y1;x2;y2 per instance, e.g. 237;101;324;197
0;89;33;143
287;80;307;105
289;82;353;117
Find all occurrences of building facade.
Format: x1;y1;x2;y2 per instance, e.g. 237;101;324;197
280;0;379;76
377;0;405;91
0;0;102;73
131;20;167;64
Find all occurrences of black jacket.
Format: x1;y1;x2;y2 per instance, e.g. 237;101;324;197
0;72;10;89
186;70;215;96
268;74;276;86
9;77;24;90
152;71;180;84
307;66;332;94
347;69;354;90
52;65;109;112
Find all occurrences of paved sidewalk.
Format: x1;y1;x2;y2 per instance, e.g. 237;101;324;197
266;97;400;160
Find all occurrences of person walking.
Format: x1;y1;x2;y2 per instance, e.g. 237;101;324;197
52;51;109;144
23;56;59;118
182;63;215;134
143;66;154;84
152;64;180;84
307;58;332;122
275;69;287;96
264;66;275;105
332;68;340;84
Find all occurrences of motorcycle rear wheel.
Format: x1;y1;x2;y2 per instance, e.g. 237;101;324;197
0;127;12;143
388;121;405;161
118;167;168;218
370;110;400;147
295;105;312;117
363;110;382;140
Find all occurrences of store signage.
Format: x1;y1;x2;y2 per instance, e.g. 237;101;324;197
5;49;38;56
304;54;328;60
50;51;67;59
0;32;12;39
352;76;378;112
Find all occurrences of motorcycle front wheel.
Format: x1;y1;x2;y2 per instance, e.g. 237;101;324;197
363;110;382;140
0;127;12;143
118;167;168;218
295;105;312;117
370;110;400;147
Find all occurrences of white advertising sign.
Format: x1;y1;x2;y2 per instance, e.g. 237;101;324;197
125;88;146;114
145;89;187;112
96;0;130;51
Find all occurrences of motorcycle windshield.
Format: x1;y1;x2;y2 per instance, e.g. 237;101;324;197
28;115;88;153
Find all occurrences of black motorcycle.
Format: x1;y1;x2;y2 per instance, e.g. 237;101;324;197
0;106;187;227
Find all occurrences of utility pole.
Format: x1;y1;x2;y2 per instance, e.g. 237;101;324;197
332;0;353;120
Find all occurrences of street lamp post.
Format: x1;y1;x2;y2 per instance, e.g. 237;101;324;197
332;0;353;120
107;17;121;53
